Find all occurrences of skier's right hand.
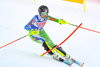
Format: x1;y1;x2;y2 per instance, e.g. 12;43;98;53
29;29;39;35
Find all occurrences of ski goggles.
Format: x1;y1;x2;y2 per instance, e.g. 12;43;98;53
41;12;47;16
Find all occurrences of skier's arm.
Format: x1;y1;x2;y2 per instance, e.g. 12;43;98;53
24;16;36;30
47;15;69;24
24;16;37;35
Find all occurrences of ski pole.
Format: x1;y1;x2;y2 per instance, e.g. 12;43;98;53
0;34;29;49
40;23;82;56
68;23;100;34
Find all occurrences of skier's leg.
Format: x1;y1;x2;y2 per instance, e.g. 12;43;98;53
29;29;43;44
52;52;73;66
29;32;65;62
42;41;62;61
29;35;43;44
54;46;84;66
42;41;65;61
42;41;54;55
29;29;83;66
53;45;78;63
39;29;66;56
28;29;74;66
39;29;55;48
53;45;66;57
53;45;72;61
42;41;73;66
39;29;70;58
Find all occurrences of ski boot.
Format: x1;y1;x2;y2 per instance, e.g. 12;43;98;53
53;53;73;66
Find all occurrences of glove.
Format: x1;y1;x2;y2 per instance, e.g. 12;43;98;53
58;19;69;24
29;29;39;35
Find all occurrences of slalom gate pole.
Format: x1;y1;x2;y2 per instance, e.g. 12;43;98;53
68;23;100;34
0;34;29;49
40;23;82;56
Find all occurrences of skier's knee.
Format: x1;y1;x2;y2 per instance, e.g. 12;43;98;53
42;41;54;55
54;45;66;56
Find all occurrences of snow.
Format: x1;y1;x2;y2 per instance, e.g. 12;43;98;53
0;0;100;67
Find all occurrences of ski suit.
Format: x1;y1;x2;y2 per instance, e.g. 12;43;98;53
24;15;66;56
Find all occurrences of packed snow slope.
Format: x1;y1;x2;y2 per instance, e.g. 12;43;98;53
0;0;100;67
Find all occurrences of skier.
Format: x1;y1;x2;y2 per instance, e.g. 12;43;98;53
24;5;84;67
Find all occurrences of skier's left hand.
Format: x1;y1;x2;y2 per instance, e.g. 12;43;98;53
59;19;69;24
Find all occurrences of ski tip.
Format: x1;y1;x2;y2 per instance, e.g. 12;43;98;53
81;62;85;67
70;62;74;66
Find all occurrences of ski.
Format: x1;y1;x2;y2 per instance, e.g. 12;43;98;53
81;63;85;67
52;56;73;66
63;60;73;66
74;60;85;67
63;59;85;67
